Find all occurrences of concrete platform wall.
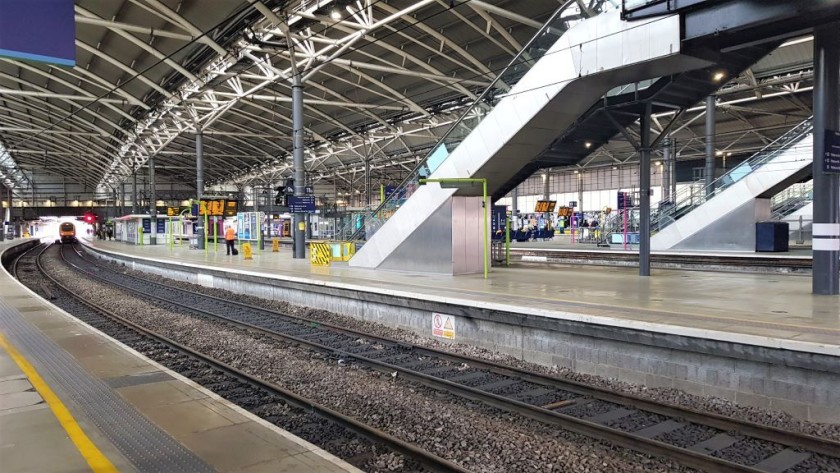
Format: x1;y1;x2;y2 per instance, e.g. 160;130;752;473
93;249;840;423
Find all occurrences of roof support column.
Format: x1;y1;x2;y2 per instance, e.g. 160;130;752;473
705;96;715;197
196;129;205;250
1;188;6;241
670;139;677;204
543;170;550;201
364;157;372;210
292;74;306;259
639;102;652;277
662;138;671;203
812;23;840;295
149;153;157;245
132;171;138;214
511;186;518;216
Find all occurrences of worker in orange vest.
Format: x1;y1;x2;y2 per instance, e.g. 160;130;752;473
225;225;236;255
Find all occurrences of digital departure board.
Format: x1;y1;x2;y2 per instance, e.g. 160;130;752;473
534;200;556;213
557;207;573;217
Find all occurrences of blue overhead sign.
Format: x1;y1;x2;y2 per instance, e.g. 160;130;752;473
287;195;315;213
824;130;840;174
0;0;76;66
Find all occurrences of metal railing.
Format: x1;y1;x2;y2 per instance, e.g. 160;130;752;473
771;181;813;220
336;3;608;243
651;117;813;232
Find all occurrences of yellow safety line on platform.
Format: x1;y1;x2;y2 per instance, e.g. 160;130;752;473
0;333;117;473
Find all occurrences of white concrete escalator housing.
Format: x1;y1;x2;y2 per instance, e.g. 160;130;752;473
651;135;814;251
351;11;712;273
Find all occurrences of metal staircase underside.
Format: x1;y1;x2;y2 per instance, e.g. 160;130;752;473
491;42;779;202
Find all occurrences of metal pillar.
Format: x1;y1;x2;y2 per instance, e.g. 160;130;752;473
511;187;518;215
149;154;157;245
292;75;306;259
639;102;652;276
543;170;550;200
0;188;5;241
812;24;840;295
670;139;677;203
662;138;671;203
364;158;372;209
196;130;205;250
132;171;138;214
705;96;716;196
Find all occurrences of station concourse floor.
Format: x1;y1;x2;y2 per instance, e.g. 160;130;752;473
0;238;361;473
84;237;839;356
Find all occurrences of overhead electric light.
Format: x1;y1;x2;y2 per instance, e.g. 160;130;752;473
712;71;726;83
330;9;341;20
584;141;592;149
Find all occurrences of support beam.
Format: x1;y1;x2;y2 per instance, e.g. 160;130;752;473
543;170;550;200
149;154;157;245
292;75;306;259
705;96;716;196
511;187;518;215
196;130;205;250
639;102;652;277
812;24;840;295
132;172;138;214
662;138;672;203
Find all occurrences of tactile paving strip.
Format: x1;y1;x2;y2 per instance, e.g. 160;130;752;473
0;299;215;473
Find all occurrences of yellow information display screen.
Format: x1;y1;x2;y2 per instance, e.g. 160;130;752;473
224;200;238;217
557;206;573;217
166;207;180;217
534;200;556;213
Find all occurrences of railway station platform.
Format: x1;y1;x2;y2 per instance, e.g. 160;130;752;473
74;237;840;423
0;239;361;473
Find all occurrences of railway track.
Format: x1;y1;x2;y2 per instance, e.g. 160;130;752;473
14;243;466;473
66;244;840;473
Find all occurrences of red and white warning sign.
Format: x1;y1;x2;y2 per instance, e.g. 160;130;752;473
432;312;455;339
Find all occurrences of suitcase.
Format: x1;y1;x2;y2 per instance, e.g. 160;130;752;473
232;247;239;256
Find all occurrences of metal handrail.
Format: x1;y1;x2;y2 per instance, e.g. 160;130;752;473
340;1;580;242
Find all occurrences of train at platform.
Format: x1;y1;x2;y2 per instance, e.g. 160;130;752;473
58;221;77;244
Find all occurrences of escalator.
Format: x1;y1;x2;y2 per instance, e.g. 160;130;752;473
651;119;813;250
349;0;840;273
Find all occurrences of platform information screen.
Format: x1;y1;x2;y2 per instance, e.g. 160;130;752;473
824;129;840;173
288;195;316;213
534;200;556;213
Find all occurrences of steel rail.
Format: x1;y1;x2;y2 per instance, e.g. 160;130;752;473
66;246;840;472
42;244;471;473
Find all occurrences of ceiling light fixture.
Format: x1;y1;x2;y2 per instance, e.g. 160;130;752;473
330;9;341;20
712;71;726;83
584;141;592;149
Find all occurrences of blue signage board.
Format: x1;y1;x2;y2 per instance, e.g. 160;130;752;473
491;205;507;241
142;218;151;233
0;0;75;66
824;130;840;174
287;195;316;213
157;219;166;234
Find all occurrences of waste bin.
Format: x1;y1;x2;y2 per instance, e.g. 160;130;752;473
755;222;789;252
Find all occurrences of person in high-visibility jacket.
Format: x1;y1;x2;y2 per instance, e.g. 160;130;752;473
225;225;236;255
